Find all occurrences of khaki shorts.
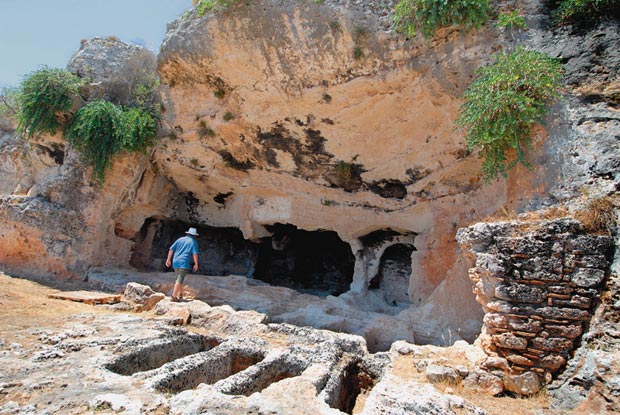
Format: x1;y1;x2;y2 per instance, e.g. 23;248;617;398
174;268;188;284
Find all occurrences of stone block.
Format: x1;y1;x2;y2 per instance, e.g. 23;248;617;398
530;337;573;352
521;270;562;282
538;306;590;321
540;354;566;371
122;282;166;312
547;285;573;295
475;253;510;276
496;237;552;256
571;268;606;288
564;254;608;269
462;370;504;396
160;307;191;326
566;235;613;255
552;295;592;309
455;365;469;378
425;364;459;384
504;353;535;366
481;356;510;371
503;372;542;395
513;331;537;338
486;301;514;313
575;288;598;297
517;256;563;274
509;320;541;335
484;313;508;329
495;283;547;304
543;324;583;339
493;333;528;350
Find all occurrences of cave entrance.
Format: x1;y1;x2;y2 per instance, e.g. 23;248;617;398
369;243;415;307
253;224;354;297
130;218;258;276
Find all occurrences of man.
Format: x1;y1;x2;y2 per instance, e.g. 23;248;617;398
165;227;200;302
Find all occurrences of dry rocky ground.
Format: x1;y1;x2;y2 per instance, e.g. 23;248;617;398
0;272;562;415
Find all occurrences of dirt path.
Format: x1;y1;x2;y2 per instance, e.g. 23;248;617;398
0;273;115;346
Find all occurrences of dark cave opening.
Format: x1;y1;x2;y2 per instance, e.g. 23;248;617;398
130;219;354;297
130;218;258;277
253;223;355;297
369;243;415;306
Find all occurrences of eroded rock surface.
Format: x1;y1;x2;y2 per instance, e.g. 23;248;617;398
0;281;490;415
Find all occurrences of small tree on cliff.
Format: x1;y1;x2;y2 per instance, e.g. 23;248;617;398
456;47;564;181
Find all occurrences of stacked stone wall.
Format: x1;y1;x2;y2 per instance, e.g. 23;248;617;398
457;218;613;382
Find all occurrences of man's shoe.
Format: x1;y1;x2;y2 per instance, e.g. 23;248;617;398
171;297;180;302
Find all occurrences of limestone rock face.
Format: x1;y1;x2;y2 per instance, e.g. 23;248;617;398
67;37;158;106
152;0;508;345
0;40;175;278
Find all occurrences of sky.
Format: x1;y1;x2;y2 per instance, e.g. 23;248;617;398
0;0;193;87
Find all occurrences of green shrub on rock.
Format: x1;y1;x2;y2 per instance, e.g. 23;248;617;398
394;0;491;38
17;67;83;138
67;100;157;183
195;0;238;16
456;47;564;181
15;64;159;183
553;0;620;25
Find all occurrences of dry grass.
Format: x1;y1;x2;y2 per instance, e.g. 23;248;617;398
480;205;569;224
575;195;617;234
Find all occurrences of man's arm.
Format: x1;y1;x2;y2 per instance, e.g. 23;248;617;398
192;254;199;272
165;249;174;268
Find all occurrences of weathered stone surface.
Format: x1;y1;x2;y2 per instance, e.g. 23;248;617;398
495;283;547;304
495;237;552;256
543;324;583;340
426;364;459;384
515;256;563;274
540;355;566;371
475;254;510;276
503;372;542;395
493;333;528;351
507;318;542;334
122;282;166;312
504;353;535;367
552;295;592;309
483;313;508;329
67;37;157;107
158;307;191;326
459;214;613;388
571;268;606;288
564;255;609;269
531;337;574;354
481;357;510;371
565;236;614;256
538;307;590;322
361;375;486;415
462;370;504;396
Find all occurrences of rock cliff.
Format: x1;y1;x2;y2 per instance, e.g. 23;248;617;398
0;1;619;398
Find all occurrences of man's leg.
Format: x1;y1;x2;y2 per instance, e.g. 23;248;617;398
172;268;187;300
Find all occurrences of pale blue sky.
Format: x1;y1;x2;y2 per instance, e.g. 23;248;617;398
0;0;192;87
